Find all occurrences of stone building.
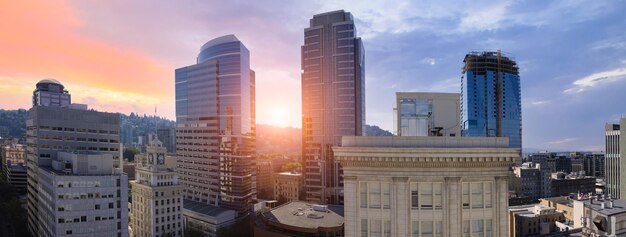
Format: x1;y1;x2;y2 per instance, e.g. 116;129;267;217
335;136;517;237
130;138;183;237
274;172;302;202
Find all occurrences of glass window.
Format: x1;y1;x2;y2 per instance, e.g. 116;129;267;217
382;183;390;209
471;183;483;208
371;219;382;237
462;183;470;209
412;221;419;237
485;219;493;237
434;183;442;210
361;182;368;208
435;221;442;237
361;219;368;237
422;221;434;237
370;182;381;208
484;182;492;208
463;220;470;237
411;183;419;209
384;220;391;237
472;220;484;237
420;183;433;210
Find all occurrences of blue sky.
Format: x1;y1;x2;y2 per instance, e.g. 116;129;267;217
1;0;625;151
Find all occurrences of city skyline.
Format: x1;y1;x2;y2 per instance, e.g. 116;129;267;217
1;1;626;151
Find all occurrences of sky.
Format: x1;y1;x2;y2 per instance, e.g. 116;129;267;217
1;0;625;151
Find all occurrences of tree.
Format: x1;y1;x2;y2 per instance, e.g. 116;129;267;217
123;147;140;162
280;162;302;172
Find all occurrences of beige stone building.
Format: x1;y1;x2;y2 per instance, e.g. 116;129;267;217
130;138;183;237
274;172;302;202
335;136;517;237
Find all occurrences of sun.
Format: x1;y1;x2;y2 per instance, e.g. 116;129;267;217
271;107;288;127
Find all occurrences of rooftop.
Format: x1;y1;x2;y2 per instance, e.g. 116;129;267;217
582;198;626;216
199;34;239;52
261;201;344;229
340;136;511;148
183;199;235;217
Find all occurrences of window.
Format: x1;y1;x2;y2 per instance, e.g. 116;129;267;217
66;230;72;235
472;220;484;236
462;183;470;209
422;221;433;237
485;183;492;208
435;221;442;237
382;183;390;209
463;220;470;237
353;218;366;237
95;204;100;210
109;203;114;208
360;182;368;208
384;220;391;237
81;216;86;222
434;183;442;209
411;221;419;237
58;219;65;223
370;183;381;208
420;183;433;210
411;183;419;209
471;183;483;208
485;219;493;237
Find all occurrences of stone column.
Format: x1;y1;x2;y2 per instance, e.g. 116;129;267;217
495;176;509;237
392;177;408;237
445;177;461;237
344;175;358;237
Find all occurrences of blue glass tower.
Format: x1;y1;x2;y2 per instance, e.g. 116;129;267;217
461;51;521;149
175;35;255;215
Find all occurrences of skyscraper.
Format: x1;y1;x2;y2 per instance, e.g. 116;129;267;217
32;78;71;107
301;10;365;204
26;80;127;236
175;35;255;215
605;119;625;199
461;51;522;150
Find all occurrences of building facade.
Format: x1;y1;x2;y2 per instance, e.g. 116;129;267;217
394;92;461;137
274;172;302;202
301;10;365;205
26;85;122;236
35;151;128;237
175;34;256;215
256;160;273;200
583;153;605;178
130;138;183;237
156;128;176;153
461;51;522;150
509;204;566;237
550;172;596;197
335;136;517;237
512;162;551;201
605;119;625;199
32;79;71;107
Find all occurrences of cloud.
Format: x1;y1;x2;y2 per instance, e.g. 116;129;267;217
547;138;578;145
420;57;437;65
592;37;626;51
564;67;626;93
528;100;550;106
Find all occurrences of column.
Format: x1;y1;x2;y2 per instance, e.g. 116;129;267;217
495;176;509;237
445;177;461;237
344;175;358;237
392;177;408;237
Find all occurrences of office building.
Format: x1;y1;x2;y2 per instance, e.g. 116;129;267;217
35;151;128;237
253;201;344;237
583;153;605;178
394;92;461;136
175;34;256;215
156;127;176;153
26;82;122;236
256;160;274;200
2;142;26;165
509;204;566;237
512;162;551;200
461;51;522;150
301;10;365;205
550;172;596;197
32;79;71;107
605;119;625;199
130;138;183;237
274;172;302;202
4;163;27;191
335;136;517;237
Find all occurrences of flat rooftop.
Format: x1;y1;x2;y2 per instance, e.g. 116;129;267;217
183;199;235;217
262;201;344;229
583;199;626;216
340;136;511;148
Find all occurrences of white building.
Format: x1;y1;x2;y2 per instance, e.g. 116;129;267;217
130;138;183;237
394;92;461;137
334;136;518;237
37;151;128;237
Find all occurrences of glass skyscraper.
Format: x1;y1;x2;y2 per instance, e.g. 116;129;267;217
301;10;365;204
175;35;255;215
461;51;521;150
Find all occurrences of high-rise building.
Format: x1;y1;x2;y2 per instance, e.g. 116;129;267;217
605;119;625;199
156;127;176;153
175;34;256;215
394;92;461;136
335;136;517;237
461;51;522;150
130;138;183;237
26;80;123;236
32;79;71;107
583;153;605;178
301;10;365;205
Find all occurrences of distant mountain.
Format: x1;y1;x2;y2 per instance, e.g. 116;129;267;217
365;124;393;136
256;124;301;158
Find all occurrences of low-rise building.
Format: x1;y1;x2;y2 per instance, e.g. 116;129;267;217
513;162;551;200
3;163;27;191
274;172;302;202
254;201;344;237
574;196;626;236
182;200;237;237
550;172;596;197
509;204;566;237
